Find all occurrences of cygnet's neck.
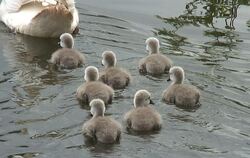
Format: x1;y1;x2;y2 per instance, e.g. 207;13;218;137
104;57;116;68
146;37;160;54
92;111;104;118
149;46;160;54
84;68;99;82
85;75;98;82
172;80;183;85
134;98;148;108
84;73;99;82
62;40;73;49
91;105;105;118
172;73;184;85
105;63;115;68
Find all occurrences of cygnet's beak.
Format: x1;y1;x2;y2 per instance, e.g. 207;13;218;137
150;99;154;105
89;112;93;117
167;74;171;81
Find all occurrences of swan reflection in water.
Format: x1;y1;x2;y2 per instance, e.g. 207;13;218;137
1;31;76;107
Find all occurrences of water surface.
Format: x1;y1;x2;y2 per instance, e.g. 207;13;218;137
0;0;250;158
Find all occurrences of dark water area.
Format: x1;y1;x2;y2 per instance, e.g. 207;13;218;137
0;0;250;157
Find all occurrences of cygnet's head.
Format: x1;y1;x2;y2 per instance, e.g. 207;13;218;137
134;90;153;108
84;66;99;82
169;66;185;84
102;51;117;68
90;99;105;117
145;37;160;54
59;33;74;48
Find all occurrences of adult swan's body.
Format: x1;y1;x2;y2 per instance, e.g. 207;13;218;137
0;0;79;37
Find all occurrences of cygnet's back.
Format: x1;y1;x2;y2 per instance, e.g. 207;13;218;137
76;66;114;105
86;117;122;144
162;66;200;109
139;37;172;76
82;99;121;144
124;90;162;132
50;33;85;69
99;51;131;89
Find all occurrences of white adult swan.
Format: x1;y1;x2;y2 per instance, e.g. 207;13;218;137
0;0;79;37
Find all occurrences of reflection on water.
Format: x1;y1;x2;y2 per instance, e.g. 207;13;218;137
160;0;246;29
3;34;58;67
156;0;247;58
0;0;250;158
1;33;81;107
156;0;250;113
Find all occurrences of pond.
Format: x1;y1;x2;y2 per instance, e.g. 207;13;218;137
0;0;250;157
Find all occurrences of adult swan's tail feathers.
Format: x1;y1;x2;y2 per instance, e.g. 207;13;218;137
0;0;79;38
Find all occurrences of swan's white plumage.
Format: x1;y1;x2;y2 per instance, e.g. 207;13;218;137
0;0;57;14
1;3;42;30
0;0;79;37
0;1;20;13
